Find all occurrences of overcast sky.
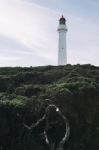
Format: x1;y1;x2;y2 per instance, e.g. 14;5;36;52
0;0;99;67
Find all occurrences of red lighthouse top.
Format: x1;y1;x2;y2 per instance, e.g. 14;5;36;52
59;15;66;24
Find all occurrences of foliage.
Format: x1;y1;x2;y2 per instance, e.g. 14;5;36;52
0;64;99;150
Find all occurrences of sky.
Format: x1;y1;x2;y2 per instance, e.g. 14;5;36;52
0;0;99;67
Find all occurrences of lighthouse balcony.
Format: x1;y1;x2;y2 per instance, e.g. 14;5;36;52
58;25;67;32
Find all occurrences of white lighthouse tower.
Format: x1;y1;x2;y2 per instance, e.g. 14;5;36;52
57;16;67;65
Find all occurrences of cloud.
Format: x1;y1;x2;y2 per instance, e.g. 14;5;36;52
0;34;52;66
0;34;33;54
0;0;99;66
0;0;59;66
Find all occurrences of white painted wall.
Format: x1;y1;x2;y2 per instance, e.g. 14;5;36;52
58;24;67;65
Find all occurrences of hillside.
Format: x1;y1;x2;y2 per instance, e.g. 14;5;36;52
0;64;99;150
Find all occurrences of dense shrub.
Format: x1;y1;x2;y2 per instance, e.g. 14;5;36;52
0;64;99;150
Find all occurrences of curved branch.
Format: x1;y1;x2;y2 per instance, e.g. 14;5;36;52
57;116;70;150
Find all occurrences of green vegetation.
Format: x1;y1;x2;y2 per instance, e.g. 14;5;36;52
0;64;99;150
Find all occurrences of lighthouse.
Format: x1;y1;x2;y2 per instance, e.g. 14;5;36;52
57;16;67;65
